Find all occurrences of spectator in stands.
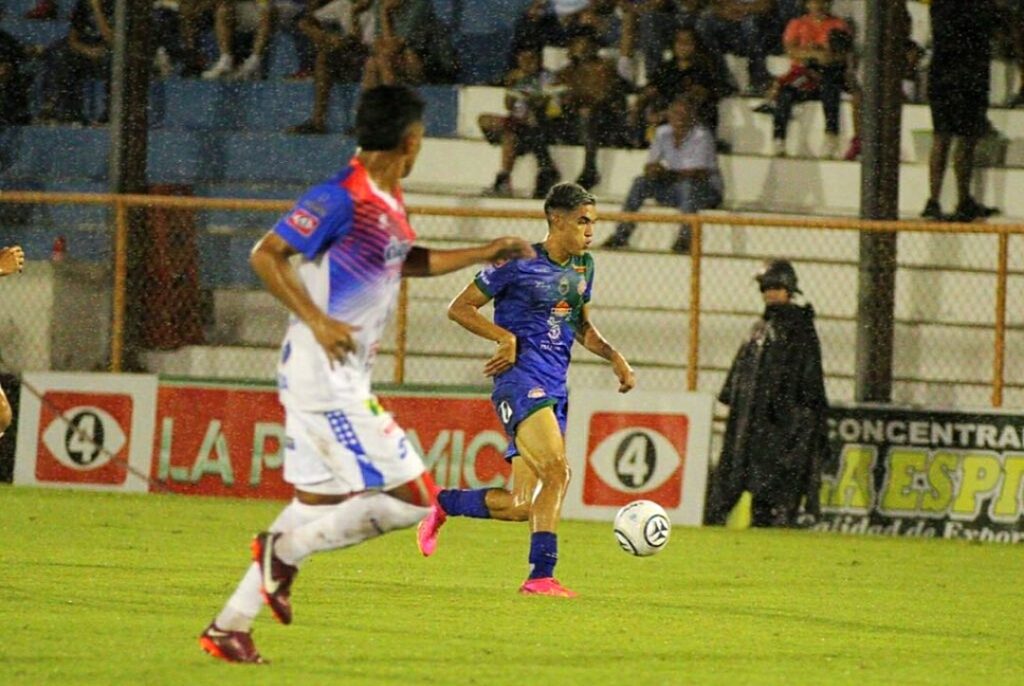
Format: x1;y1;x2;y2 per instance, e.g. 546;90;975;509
552;25;629;189
0;5;35;125
23;0;57;20
922;0;1000;222
629;25;730;148
37;0;114;124
996;0;1024;107
285;0;374;134
635;0;705;79
602;96;722;253
697;0;773;95
753;0;861;159
201;0;305;79
506;0;568;72
360;0;458;89
704;259;828;528
478;47;562;199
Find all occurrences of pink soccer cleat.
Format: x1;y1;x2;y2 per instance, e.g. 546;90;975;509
252;532;298;625
198;623;266;664
519;577;578;598
416;503;447;557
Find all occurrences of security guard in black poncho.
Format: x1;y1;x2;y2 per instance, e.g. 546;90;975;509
705;259;829;527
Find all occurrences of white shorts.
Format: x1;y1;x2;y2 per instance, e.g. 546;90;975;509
283;400;425;495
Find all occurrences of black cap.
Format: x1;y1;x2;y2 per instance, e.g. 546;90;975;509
755;259;801;294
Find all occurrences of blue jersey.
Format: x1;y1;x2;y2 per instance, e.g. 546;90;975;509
474;243;595;396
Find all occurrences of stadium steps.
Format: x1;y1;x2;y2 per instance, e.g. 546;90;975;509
457;87;1024;167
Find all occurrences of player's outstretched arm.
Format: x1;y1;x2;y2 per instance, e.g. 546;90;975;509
402;237;535;277
447;282;517;377
0;246;25;277
575;304;636;393
250;232;361;365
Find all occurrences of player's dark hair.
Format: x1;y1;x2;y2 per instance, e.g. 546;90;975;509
544;183;596;218
355;85;426;151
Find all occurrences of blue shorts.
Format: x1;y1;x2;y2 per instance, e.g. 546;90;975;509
492;382;568;461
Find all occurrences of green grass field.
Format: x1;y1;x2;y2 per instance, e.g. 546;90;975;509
2;486;1021;686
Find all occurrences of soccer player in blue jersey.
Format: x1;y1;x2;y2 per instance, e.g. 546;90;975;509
417;183;636;597
199;85;534;664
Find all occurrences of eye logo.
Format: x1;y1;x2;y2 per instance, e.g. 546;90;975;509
588;429;681;493
41;406;126;471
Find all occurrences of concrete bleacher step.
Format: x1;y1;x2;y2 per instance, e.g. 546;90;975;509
149;81;458;136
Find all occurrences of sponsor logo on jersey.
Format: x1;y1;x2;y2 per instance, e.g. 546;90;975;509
527;387;546;399
286;208;320;236
573;264;587;273
552;300;571;318
578;279;587;295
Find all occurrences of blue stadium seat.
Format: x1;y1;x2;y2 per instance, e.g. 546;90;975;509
0;17;66;47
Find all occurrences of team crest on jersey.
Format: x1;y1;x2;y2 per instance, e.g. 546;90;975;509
558;275;570;296
527;387;546;399
286;208;320;236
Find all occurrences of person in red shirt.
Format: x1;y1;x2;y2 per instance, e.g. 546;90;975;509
753;0;861;159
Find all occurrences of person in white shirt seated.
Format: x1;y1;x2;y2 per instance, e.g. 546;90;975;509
602;96;723;254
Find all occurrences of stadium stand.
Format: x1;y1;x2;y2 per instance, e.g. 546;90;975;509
3;0;1024;410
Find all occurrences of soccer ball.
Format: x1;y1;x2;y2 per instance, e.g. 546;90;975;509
613;500;671;557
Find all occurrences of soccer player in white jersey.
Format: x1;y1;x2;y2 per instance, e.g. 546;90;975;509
199;85;534;664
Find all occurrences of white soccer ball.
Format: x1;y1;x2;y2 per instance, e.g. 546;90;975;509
613;499;671;557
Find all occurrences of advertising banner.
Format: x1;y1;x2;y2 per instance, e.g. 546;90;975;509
564;390;714;526
14;373;158;492
817;405;1024;543
15;376;715;527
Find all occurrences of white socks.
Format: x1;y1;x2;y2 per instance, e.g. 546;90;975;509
274;493;429;566
213;494;428;632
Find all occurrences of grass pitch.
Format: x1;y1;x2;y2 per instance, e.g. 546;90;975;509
1;486;1021;686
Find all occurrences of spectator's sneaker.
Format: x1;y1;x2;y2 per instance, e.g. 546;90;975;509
519;577;577;598
843;135;862;161
483;172;512;197
601;226;633;249
575;168;600;190
198;623;266;664
286;120;328;135
24;0;57;19
822;134;840;159
233;54;262;81
416;503;447;557
920;199;944;220
671;231;691;255
532;167;561;199
951;197;999;223
202;54;234;80
252;532;298;625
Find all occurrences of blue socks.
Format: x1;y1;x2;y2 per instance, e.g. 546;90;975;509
527;531;558;580
437;489;491;519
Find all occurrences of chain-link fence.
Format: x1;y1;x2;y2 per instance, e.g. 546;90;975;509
1;191;1022;410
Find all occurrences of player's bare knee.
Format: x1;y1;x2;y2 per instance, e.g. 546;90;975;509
537;458;570;489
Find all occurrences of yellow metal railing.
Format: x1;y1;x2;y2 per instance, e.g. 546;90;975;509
2;190;1022;406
